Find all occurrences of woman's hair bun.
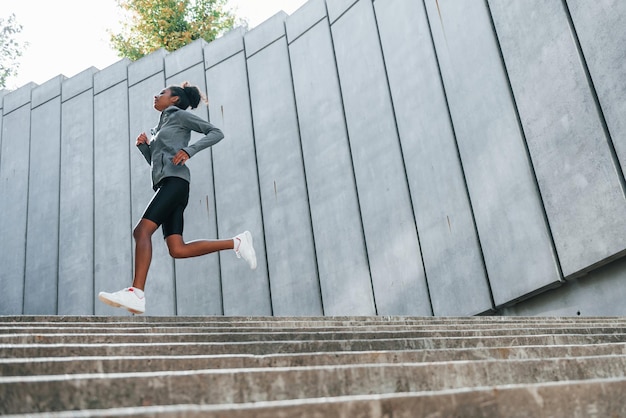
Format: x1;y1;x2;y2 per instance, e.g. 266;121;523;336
168;81;207;110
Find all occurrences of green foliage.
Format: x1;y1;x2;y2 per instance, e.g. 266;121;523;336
111;0;237;60
0;14;27;89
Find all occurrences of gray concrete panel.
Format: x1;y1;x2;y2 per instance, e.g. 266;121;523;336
0;101;31;314
2;83;34;114
285;0;326;42
204;27;247;69
61;67;97;101
423;0;561;306
245;20;321;316
287;5;373;315
488;0;626;279
94;59;130;94
330;0;431;315
165;39;207;79
23;85;62;315
244;12;288;57
374;0;491;315
128;73;177;315
166;64;222;315
128;49;168;87
204;37;272;316
501;255;626;317
58;89;94;315
565;0;626;179
4;0;626;317
94;80;133;316
326;0;358;24
32;75;65;108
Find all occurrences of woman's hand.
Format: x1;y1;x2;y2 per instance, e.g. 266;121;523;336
172;150;191;165
136;132;149;146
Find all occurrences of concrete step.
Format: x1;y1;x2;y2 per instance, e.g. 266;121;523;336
2;315;625;416
2;355;626;414
5;321;626;333
2;315;625;326
3;326;626;345
7;322;626;337
3;342;626;376
4;378;623;418
3;333;626;358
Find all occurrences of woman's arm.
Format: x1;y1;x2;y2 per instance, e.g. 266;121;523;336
178;111;225;158
136;132;152;164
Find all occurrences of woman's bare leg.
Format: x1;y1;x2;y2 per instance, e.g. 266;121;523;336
132;218;160;290
165;234;234;259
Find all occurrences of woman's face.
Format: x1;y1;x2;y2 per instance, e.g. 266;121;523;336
154;88;177;111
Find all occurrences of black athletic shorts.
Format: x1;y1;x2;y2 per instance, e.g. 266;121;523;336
142;176;190;238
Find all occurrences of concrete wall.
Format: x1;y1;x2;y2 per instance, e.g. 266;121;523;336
1;0;625;316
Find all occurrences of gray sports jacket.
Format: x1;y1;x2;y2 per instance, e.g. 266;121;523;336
137;105;224;190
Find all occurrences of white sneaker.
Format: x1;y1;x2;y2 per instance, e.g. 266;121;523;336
234;231;257;270
98;287;145;314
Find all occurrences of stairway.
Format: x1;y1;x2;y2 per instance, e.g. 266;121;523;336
1;315;625;417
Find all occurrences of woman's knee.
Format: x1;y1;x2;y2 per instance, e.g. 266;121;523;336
166;235;185;258
134;219;158;241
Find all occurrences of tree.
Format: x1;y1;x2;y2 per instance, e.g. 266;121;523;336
0;14;27;89
111;0;237;61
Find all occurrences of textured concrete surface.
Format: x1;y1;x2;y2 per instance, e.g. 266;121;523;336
204;29;272;316
0;86;32;315
58;71;97;315
374;0;491;315
287;0;373;316
1;0;626;316
566;0;626;172
330;0;431;315
488;0;626;279
23;78;63;315
246;15;322;316
423;0;562;306
1;316;626;416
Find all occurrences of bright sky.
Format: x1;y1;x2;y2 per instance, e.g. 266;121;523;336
0;0;308;90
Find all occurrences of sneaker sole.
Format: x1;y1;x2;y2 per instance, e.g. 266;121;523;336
98;293;145;315
244;231;257;270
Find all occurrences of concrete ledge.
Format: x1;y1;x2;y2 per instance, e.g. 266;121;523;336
2;356;626;414
5;378;622;418
2;343;626;377
2;315;625;324
4;333;626;358
3;326;626;344
2;315;625;415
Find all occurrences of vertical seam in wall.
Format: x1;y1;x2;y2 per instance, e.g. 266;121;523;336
125;77;134;318
422;0;496;311
22;100;33;315
203;48;225;315
164;71;178;317
371;0;434;316
57;100;63;315
244;41;274;316
330;0;358;24
326;2;379;316
285;22;325;316
125;78;134;313
91;86;96;315
484;0;565;283
561;0;626;196
206;71;224;316
211;135;224;314
211;147;223;315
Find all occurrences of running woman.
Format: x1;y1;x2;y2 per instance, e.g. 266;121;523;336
99;82;256;314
